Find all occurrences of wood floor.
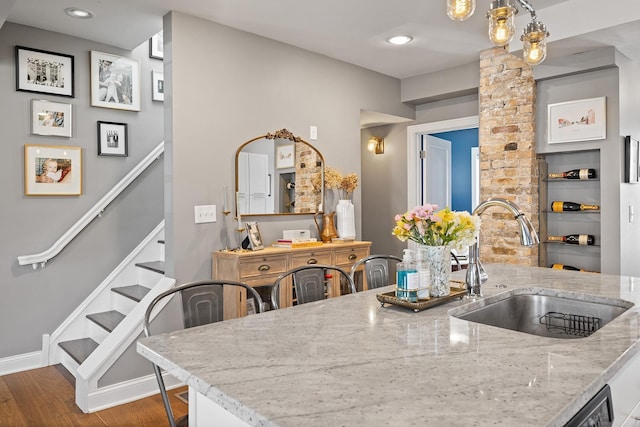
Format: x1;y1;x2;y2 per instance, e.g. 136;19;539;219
0;365;188;426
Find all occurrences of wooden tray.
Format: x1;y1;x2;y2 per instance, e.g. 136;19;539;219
377;281;467;312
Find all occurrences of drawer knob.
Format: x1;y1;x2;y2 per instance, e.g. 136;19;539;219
258;264;271;272
307;258;318;264
348;254;357;260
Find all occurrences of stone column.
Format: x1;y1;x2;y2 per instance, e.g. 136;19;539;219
478;46;539;266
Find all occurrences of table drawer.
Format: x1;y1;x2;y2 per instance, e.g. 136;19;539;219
290;251;332;268
239;255;287;279
334;247;369;266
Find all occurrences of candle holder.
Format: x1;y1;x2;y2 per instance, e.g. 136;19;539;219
221;209;232;251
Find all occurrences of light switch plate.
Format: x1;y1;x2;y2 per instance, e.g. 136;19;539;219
310;125;318;140
194;205;217;223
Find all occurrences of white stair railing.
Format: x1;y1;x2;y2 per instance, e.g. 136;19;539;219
17;142;164;269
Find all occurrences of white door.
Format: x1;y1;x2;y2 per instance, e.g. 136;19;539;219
248;153;269;213
421;135;451;209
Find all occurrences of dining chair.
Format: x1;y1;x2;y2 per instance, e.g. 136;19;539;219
270;265;355;309
349;254;402;290
143;280;263;427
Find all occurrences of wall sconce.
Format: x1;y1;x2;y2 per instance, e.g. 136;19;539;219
447;0;550;65
367;137;384;155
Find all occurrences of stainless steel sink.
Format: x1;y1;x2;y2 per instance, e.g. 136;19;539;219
448;288;633;339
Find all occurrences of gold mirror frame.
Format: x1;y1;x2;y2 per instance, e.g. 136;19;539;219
235;129;324;216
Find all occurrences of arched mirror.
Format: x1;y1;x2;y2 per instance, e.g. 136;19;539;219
235;129;324;216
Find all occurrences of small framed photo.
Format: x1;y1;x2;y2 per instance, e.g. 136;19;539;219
24;144;82;196
548;97;607;144
152;70;164;102
15;46;74;97
90;51;141;111
245;221;264;251
97;121;128;157
625;136;639;184
31;100;72;137
276;144;295;169
149;31;163;60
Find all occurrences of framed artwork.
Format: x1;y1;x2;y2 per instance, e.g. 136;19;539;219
245;221;264;250
97;121;128;157
24;144;82;196
151;70;164;102
625;135;639;184
90;51;141;111
149;31;163;60
15;46;74;97
276;144;295;169
31;100;72;137
548;97;607;144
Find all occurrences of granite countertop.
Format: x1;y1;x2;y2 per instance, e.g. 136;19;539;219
137;264;640;426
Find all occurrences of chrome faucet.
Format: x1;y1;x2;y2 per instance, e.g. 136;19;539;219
465;198;539;297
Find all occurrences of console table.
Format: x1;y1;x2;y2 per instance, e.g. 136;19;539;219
212;241;371;317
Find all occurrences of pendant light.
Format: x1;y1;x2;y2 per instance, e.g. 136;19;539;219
447;0;476;21
521;20;549;65
445;0;550;65
487;0;518;46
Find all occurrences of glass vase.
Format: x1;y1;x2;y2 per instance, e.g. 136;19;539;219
424;245;451;297
335;199;356;239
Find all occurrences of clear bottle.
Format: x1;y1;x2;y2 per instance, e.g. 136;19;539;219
396;249;418;302
415;246;430;299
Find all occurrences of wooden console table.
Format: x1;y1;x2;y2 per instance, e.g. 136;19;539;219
212;241;371;318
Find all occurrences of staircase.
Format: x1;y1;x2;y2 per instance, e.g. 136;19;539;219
45;222;177;412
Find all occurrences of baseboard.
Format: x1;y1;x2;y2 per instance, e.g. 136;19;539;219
0;351;43;376
86;372;184;413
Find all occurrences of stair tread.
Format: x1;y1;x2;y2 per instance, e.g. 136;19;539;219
86;310;125;332
112;284;151;302
58;338;99;365
135;260;165;274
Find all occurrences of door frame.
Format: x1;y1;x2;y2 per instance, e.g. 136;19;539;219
406;116;479;211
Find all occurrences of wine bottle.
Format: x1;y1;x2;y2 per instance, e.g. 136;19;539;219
551;201;600;212
548;168;597;180
551;264;585;272
547;234;595;245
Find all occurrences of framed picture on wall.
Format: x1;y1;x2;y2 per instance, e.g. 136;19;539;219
24;144;82;196
149;30;163;60
15;46;74;97
548;97;606;144
90;51;141;111
31;99;72;137
276;144;295;169
625;135;639;184
151;70;164;102
97;121;128;157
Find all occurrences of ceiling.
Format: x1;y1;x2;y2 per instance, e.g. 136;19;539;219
3;0;640;81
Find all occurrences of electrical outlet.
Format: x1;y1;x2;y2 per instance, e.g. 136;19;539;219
194;205;217;224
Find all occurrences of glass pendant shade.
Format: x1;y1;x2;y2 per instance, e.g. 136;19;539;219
447;0;476;21
522;21;549;65
487;1;517;46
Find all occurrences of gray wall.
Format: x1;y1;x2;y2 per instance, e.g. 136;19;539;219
0;22;164;364
536;67;621;274
165;12;414;284
360;95;480;256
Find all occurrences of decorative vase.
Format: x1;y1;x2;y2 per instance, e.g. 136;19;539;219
314;212;338;242
335;199;356;239
424;245;451;297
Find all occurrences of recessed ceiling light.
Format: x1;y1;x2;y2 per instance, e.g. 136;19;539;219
386;35;413;45
65;7;94;19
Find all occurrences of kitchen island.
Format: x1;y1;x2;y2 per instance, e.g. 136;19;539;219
137;264;640;426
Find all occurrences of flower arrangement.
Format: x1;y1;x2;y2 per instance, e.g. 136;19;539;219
324;167;359;200
392;204;480;251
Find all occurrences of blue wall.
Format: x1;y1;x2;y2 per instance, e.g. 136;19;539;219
431;128;478;213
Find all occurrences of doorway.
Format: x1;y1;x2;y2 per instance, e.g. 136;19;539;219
406;116;479;212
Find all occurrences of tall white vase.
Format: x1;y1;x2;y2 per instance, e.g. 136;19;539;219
336;199;356;239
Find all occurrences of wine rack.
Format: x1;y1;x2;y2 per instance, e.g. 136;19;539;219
538;150;601;273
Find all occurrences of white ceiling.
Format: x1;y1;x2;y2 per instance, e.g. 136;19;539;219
3;0;640;80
